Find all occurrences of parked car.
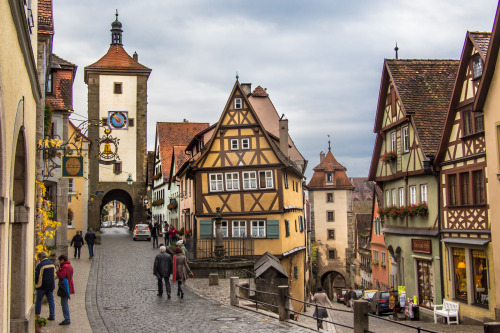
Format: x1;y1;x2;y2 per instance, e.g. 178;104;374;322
362;290;378;302
133;224;151;241
346;290;364;307
116;221;124;227
338;289;349;304
369;290;400;316
101;221;111;228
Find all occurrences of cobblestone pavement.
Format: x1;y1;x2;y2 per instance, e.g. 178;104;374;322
89;228;313;332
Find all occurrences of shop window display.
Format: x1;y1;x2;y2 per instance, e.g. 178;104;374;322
472;250;488;306
453;248;467;301
417;260;434;308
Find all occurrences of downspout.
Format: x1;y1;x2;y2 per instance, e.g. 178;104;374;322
434;162;445;302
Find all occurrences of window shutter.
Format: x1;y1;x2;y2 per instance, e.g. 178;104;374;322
299;216;304;232
200;220;213;239
267;220;279;239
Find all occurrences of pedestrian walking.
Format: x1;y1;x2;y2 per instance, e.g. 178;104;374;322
84;228;97;259
152;222;159;248
56;254;74;325
70;231;84;259
168;225;177;245
153;246;173;298
176;240;187;255
163;222;169;246
35;252;56;321
348;289;358;310
310;286;333;330
173;247;191;298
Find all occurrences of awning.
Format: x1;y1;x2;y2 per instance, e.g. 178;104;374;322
441;238;490;246
282;246;306;257
382;228;439;237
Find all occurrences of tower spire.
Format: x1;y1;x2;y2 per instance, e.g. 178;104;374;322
394;42;399;60
328;135;331;152
111;10;123;46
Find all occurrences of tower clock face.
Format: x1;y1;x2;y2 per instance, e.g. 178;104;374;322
108;111;128;129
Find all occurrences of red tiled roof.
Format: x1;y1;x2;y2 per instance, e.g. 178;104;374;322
386;59;459;157
469;32;492;58
47;54;77;111
85;46;151;82
52;54;75;68
172;146;189;174
251;86;268;97
38;0;53;35
307;151;354;189
157;122;210;180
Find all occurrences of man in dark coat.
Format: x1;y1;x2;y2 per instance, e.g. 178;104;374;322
35;252;56;320
151;222;159;249
84;228;97;259
153;245;173;298
70;231;84;259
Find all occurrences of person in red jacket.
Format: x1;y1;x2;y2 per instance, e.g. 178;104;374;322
56;254;74;325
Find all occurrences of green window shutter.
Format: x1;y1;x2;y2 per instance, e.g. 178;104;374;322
200;220;213;239
285;220;290;237
299;216;304;232
267;220;279;239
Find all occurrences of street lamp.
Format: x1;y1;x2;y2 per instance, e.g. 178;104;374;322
126;173;133;186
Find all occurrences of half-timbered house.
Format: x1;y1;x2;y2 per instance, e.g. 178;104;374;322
184;81;307;310
369;59;458;316
435;31;496;323
474;4;500;318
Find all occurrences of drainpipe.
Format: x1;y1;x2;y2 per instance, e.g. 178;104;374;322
435;162;445;302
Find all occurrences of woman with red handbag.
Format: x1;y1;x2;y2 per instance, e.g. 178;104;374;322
173;247;192;298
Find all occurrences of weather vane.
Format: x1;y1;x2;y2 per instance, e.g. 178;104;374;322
236;71;239;80
328;135;331;152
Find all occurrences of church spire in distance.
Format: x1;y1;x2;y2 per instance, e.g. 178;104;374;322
111;10;123;46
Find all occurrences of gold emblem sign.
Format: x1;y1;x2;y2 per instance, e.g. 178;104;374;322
62;156;84;178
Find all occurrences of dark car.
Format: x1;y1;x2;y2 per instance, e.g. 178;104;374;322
338;289;349;304
369;290;400;316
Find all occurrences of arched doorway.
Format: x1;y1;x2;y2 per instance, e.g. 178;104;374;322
100;189;134;228
321;271;346;300
10;129;28;328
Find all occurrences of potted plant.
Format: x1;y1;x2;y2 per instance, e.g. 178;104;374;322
380;151;397;163
372;260;379;265
35;315;47;333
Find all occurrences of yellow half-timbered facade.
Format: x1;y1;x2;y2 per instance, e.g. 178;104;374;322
186;81;307;311
435;32;496;323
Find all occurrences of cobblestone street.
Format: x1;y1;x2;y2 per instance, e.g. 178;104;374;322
86;228;312;332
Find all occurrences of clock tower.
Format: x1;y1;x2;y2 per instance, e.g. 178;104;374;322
84;11;151;230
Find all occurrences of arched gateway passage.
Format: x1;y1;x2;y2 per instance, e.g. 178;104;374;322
321;271;346;300
100;189;134;228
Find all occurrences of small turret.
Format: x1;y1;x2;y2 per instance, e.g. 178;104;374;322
111;10;123;46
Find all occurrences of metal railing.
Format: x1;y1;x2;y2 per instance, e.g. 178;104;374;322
236;283;279;313
186;238;254;261
366;313;441;333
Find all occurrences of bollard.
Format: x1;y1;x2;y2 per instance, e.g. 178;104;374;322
230;277;239;306
353;300;369;333
209;273;219;286
484;322;500;333
278;285;289;321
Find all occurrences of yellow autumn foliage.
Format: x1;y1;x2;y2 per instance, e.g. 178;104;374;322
35;181;61;257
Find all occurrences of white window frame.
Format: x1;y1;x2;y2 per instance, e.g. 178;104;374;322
232;220;247;237
251;220;266;238
381;252;386;264
68;178;75;194
391;131;397;152
243;171;257;190
398;187;404;207
421;184;428;203
241;138;250;149
373;250;379;262
259;170;274;189
391;189;396;207
213;220;228;237
209;173;223;192
234;98;242;109
385;190;390;207
402;126;409;152
409;185;417;205
225;172;240;191
230;139;239;150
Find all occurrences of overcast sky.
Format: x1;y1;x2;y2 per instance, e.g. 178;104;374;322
53;0;498;180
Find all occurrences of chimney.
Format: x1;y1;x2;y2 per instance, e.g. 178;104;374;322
320;151;325;163
241;83;252;97
133;51;138;62
279;116;289;159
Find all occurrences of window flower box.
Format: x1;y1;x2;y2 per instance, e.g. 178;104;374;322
380;151;397;163
167;202;177;210
372;260;379;265
152;173;162;181
152;198;164;207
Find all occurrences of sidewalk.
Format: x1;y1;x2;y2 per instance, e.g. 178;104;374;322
40;248;93;333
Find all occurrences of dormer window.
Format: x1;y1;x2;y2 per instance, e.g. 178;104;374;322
234;98;242;109
326;172;334;184
473;56;483;79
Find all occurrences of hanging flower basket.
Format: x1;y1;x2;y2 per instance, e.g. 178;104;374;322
152;173;162;181
68;208;74;222
380;151;397;163
185;229;192;238
167;202;177;210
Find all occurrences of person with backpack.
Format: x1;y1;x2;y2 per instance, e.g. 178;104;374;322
56;255;74;325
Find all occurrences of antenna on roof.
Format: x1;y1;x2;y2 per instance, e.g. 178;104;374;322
236;71;239;81
328;135;331;152
395;42;399;60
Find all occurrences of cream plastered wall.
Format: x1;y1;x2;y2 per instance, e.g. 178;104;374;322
312;189;350;269
99;75;137;181
0;0;38;330
482;50;500;313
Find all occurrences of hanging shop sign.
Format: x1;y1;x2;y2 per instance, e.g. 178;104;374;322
61;155;84;178
98;128;120;165
411;239;432;254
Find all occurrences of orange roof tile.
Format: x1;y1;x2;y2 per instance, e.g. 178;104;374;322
308;151;354;189
38;0;53;35
251;86;268;97
156;122;210;180
469;32;491;59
